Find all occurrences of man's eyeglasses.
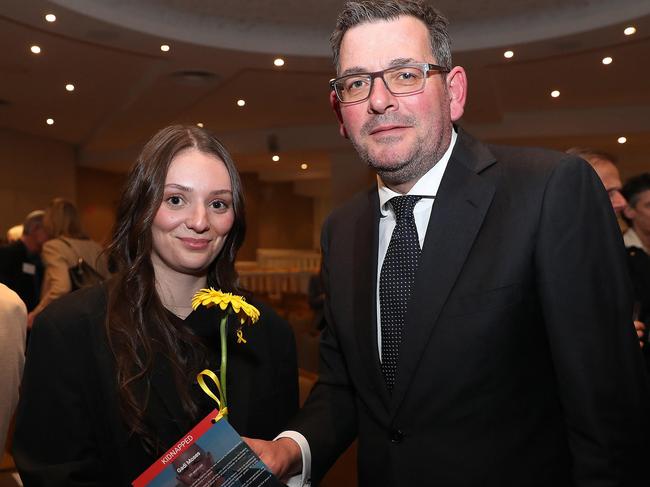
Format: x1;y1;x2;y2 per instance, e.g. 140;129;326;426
329;63;449;104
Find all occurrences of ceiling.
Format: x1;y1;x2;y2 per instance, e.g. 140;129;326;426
0;0;649;184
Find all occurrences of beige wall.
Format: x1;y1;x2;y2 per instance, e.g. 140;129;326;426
76;167;126;245
0;130;317;256
240;173;315;260
0;128;76;239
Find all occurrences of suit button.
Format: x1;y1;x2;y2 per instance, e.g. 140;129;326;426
390;429;404;443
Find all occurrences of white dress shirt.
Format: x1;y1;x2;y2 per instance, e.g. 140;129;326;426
278;129;458;486
376;129;457;359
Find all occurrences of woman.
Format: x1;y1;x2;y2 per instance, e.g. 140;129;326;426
28;198;110;325
13;125;299;485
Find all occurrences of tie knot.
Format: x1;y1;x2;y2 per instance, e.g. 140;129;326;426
388;195;421;222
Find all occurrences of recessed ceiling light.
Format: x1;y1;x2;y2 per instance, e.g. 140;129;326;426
30;45;41;54
65;83;75;92
618;136;627;144
272;155;280;162
46;118;54;125
160;44;170;52
196;122;204;128
237;99;246;107
624;26;636;36
300;163;308;170
602;56;613;65
274;58;285;67
550;90;560;98
45;14;56;22
503;50;514;59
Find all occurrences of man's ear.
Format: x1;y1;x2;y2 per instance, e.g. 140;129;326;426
330;90;348;139
623;205;635;221
446;66;467;122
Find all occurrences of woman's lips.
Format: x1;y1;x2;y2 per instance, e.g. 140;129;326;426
179;237;210;250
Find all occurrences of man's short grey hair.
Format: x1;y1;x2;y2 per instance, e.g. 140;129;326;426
566;147;617;166
330;0;452;73
22;210;44;236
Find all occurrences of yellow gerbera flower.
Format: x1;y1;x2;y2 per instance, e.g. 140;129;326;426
192;288;260;324
191;287;262;420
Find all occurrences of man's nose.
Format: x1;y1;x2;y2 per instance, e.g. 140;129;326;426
367;76;397;114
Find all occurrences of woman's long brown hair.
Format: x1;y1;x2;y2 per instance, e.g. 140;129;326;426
104;125;246;451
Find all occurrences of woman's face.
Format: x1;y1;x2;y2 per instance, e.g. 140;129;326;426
151;147;235;279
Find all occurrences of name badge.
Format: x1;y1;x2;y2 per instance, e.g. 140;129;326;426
22;262;36;275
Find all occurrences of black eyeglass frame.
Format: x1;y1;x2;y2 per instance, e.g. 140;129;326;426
329;63;450;104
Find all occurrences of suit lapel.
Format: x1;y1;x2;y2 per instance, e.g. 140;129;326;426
352;189;391;406
390;132;497;413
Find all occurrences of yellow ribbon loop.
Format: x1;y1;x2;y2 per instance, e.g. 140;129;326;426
236;329;247;344
197;369;227;421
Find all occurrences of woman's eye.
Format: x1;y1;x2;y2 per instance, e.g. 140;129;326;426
166;195;183;206
210;200;228;210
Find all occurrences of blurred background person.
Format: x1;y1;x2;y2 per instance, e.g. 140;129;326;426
567;147;646;348
622;173;650;365
0;210;48;313
5;225;23;243
13;125;298;485
0;283;27;457
622;173;650;255
27;198;110;327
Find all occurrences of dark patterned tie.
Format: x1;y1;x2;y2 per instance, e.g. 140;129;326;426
380;195;422;392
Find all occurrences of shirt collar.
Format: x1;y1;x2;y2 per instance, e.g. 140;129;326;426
378;128;457;216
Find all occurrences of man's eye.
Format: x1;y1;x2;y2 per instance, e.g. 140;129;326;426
345;78;369;91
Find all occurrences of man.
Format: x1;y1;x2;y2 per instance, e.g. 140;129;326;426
622;173;650;255
622;173;650;361
0;210;48;311
566;148;646;347
565;148;627;215
249;1;649;485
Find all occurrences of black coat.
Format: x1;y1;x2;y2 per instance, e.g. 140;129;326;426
13;284;299;486
289;129;650;486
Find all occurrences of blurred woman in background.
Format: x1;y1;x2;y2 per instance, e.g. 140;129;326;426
28;197;109;326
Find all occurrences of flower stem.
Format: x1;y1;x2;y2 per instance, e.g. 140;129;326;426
219;314;228;417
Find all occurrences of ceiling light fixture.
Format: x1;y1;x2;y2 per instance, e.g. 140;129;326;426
274;58;285;67
300;163;308;170
46;118;54;125
617;136;627;144
550;90;560;98
196;122;204;128
624;26;636;36
160;44;170;52
30;45;41;54
602;56;613;65
65;83;75;92
45;14;56;22
237;99;246;107
272;155;280;162
503;50;514;59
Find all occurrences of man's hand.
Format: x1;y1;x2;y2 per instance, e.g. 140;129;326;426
634;320;645;348
243;437;302;482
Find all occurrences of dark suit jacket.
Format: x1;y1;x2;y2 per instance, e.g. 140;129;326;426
13;284;299;486
0;240;43;311
290;130;650;486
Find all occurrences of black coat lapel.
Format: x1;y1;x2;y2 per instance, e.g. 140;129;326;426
390;132;497;413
